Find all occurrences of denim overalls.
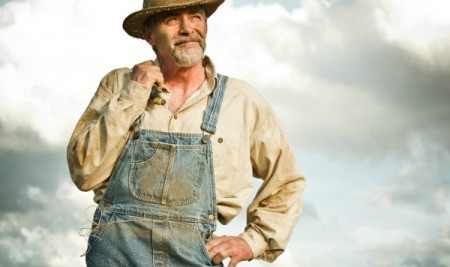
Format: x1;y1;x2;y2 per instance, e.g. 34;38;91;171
85;74;228;267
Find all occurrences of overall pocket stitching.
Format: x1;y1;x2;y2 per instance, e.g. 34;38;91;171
129;145;206;205
132;140;161;164
169;221;213;264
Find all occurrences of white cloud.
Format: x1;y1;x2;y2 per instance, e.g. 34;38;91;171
0;181;95;266
3;225;86;266
355;133;450;215
1;0;449;158
206;0;450;162
365;227;450;267
387;134;450;213
0;0;148;146
354;226;412;248
377;0;450;44
56;180;95;211
26;185;48;205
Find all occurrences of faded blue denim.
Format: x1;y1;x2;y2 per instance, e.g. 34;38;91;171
85;75;228;267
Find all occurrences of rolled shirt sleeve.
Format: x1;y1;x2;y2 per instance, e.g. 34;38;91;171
67;68;151;192
240;107;306;262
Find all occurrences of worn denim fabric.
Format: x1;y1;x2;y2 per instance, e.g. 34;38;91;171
85;75;228;267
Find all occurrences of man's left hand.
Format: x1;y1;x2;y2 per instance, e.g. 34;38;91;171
205;235;253;267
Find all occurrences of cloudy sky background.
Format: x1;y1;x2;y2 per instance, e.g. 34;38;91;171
1;0;449;266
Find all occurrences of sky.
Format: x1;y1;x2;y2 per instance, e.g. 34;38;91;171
0;0;449;266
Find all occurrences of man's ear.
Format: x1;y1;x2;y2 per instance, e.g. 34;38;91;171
143;29;156;46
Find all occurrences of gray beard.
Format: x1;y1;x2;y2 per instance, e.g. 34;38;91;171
171;46;204;67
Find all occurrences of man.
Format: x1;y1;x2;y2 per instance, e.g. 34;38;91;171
67;0;305;266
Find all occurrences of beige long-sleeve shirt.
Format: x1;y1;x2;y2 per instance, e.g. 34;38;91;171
67;56;305;262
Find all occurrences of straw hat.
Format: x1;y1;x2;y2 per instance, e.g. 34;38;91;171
123;0;225;39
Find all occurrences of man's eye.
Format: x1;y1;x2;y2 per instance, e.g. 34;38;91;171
166;17;178;24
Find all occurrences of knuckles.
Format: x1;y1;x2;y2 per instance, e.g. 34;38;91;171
207;236;252;265
131;61;163;87
217;251;228;259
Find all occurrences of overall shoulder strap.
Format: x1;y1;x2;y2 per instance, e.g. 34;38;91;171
201;73;228;134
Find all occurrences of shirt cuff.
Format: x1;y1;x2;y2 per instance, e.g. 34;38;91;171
120;80;152;109
239;226;267;260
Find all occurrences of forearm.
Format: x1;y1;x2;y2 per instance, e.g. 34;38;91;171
245;108;306;261
241;174;305;262
67;72;151;191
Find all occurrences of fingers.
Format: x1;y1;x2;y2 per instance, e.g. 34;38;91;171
207;236;232;264
206;236;253;266
131;60;164;89
205;235;228;251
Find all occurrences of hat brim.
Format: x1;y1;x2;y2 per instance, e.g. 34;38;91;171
123;0;224;39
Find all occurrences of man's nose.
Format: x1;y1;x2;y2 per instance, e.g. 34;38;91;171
179;16;194;35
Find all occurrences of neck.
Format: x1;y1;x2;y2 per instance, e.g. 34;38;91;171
159;57;206;94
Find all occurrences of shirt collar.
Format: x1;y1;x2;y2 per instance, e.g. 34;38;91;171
202;55;217;91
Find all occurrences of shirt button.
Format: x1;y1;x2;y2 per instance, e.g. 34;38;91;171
218;138;223;143
208;214;215;221
173;114;178;119
202;136;209;144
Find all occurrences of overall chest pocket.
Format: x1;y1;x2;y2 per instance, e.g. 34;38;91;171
129;140;206;205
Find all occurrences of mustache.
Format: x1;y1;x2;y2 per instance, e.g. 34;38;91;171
172;35;205;46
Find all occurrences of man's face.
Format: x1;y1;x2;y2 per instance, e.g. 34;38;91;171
145;7;207;67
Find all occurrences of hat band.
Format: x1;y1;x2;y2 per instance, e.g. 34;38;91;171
143;0;210;9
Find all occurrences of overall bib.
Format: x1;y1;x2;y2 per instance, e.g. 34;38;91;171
85;74;228;267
